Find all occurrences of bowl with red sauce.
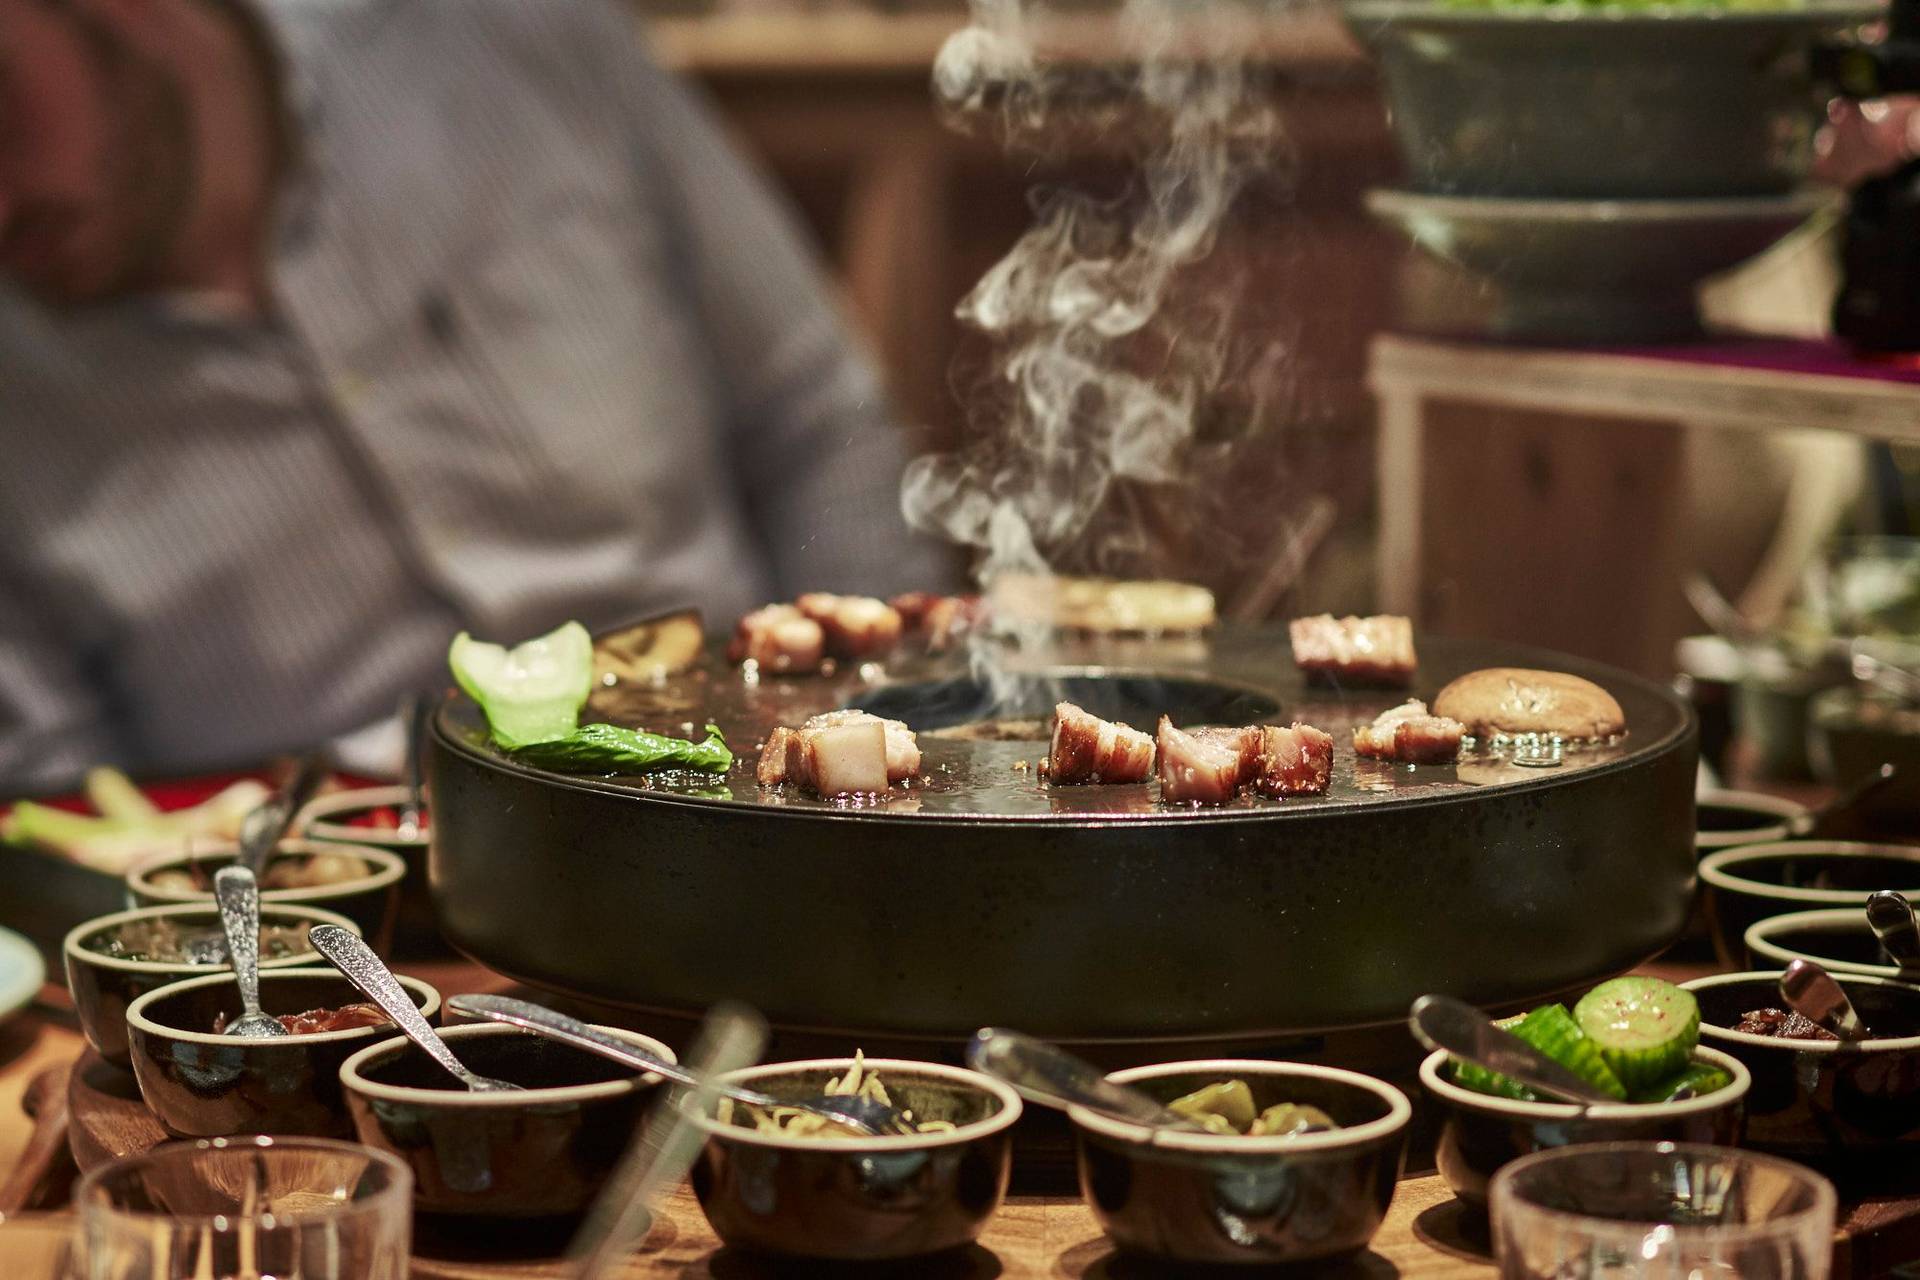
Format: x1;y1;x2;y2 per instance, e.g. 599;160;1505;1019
1684;970;1920;1171
126;968;438;1139
126;839;406;956
297;786;444;958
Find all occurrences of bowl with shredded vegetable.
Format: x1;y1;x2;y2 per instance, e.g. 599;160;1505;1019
690;1054;1020;1262
1068;1060;1412;1267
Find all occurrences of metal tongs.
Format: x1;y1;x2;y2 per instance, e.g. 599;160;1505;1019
1848;638;1920;703
237;753;329;877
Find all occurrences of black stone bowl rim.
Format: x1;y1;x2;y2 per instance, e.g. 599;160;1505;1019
1418;1046;1751;1118
298;786;429;851
63;901;360;978
1070;1059;1412;1155
691;1057;1022;1151
1700;841;1920;909
1682;970;1920;1054
1747;908;1903;979
339;1020;675;1106
125;839;407;908
126;967;441;1046
1694;789;1804;853
1344;0;1882;26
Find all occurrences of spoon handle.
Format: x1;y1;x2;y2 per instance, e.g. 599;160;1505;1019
1780;959;1869;1042
308;925;476;1087
967;1028;1193;1129
213;867;265;1019
1868;890;1920;968
398;694;431;840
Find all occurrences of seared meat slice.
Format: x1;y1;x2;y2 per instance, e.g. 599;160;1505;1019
1250;723;1334;797
728;604;825;674
795;593;903;661
1047;702;1155;785
1156;718;1256;805
890;592;983;651
785;716;890;796
802;710;921;783
1288;614;1416;687
757;727;795;786
1352;700;1464;764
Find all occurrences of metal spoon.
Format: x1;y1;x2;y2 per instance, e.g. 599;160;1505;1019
214;867;287;1038
306;925;518;1092
1779;959;1870;1042
1410;995;1620;1106
396;694;431;843
1685;572;1766;650
966;1027;1207;1133
448;993;900;1136
238;753;329;877
1867;890;1920;970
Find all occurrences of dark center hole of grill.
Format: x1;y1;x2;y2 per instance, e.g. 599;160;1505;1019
847;673;1282;740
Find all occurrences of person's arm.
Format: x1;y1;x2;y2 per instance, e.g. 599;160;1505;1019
0;558;116;794
578;2;956;598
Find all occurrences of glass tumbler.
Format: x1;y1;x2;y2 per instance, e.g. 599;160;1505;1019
75;1136;411;1280
1491;1141;1835;1280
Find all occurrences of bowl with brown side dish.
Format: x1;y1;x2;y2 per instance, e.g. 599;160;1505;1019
690;1057;1020;1263
1418;1046;1749;1211
63;902;361;1070
1701;842;1920;971
126;839;405;956
126;968;437;1139
1684;971;1920;1171
1068;1061;1410;1267
341;1021;673;1251
297;785;445;958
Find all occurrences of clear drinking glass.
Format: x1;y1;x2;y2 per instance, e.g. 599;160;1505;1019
1491;1142;1835;1280
74;1136;411;1280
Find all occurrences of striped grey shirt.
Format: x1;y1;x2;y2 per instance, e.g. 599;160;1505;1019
0;0;948;791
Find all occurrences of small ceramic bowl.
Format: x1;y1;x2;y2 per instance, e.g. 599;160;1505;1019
1747;907;1911;979
126;839;405;955
342;1021;672;1230
1694;790;1805;854
126;968;438;1139
297;785;442;957
1070;1060;1411;1267
63;902;361;1070
1419;1046;1750;1210
1685;971;1920;1169
1702;842;1920;970
690;1058;1020;1262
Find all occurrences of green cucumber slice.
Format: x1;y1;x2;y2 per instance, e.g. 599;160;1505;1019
1509;1004;1628;1100
1573;977;1700;1093
1630;1061;1732;1105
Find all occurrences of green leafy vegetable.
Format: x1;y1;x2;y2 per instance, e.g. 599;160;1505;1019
509;723;732;775
449;621;593;748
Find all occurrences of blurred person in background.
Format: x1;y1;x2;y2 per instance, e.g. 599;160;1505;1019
0;0;947;790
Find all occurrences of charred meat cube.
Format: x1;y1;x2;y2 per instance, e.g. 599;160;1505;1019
1156;719;1258;805
1251;723;1334;797
1288;614;1415;687
1352;700;1465;764
728;604;826;674
1047;702;1155;785
795;593;903;661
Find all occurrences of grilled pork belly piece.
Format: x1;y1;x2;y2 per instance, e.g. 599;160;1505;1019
1250;723;1334;797
1156;719;1259;805
890;592;983;651
1288;615;1416;687
1046;702;1155;785
795;594;903;661
728;604;825;674
1352;700;1465;764
757;712;921;794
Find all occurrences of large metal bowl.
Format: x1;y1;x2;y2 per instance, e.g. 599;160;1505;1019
428;629;1696;1046
1343;0;1884;198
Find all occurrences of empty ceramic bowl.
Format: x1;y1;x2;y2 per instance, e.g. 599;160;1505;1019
1746;907;1914;979
1070;1060;1411;1267
126;839;405;955
1694;790;1805;855
1701;842;1920;970
691;1058;1019;1262
64;902;360;1069
126;968;438;1139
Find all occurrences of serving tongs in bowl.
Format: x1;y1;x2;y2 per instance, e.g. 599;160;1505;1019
1410;994;1630;1108
966;1027;1210;1138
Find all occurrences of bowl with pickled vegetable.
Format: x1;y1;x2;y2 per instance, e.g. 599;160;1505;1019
690;1055;1020;1262
126;839;405;955
1685;970;1920;1169
1069;1060;1411;1267
126;967;438;1139
1419;976;1750;1209
1701;842;1920;969
63;902;361;1069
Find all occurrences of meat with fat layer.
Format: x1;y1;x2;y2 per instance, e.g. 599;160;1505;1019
728;604;825;673
890;592;984;651
756;712;921;794
1250;723;1334;796
1156;719;1258;805
1047;703;1155;785
800;710;921;783
1352;700;1465;764
795;593;903;660
1288;614;1416;686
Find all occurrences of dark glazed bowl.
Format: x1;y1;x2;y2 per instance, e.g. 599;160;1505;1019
126;839;406;956
1694;790;1805;855
1746;907;1910;978
126;968;438;1139
1342;0;1883;198
63;902;360;1070
1070;1060;1411;1267
1684;971;1920;1170
297;786;445;959
690;1058;1020;1262
1419;1046;1749;1211
342;1022;672;1226
1702;842;1920;970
